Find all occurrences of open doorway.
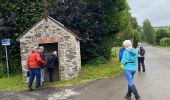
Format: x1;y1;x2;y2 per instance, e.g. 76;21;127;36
39;43;59;81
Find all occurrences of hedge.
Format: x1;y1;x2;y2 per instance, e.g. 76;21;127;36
160;37;170;46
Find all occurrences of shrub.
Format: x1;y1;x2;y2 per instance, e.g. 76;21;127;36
155;29;169;44
160;37;170;46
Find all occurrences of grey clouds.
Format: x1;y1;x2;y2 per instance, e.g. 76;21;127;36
127;0;170;27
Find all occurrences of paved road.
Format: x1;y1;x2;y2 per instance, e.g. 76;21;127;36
71;45;170;100
1;45;170;100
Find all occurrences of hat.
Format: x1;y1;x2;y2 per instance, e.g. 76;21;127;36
53;51;57;55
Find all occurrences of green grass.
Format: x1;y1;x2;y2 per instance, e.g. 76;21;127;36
0;58;122;91
44;58;122;87
0;75;26;91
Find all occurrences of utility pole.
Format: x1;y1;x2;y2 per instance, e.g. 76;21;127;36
5;45;9;77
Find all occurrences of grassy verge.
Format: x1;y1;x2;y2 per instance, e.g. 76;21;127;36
0;75;26;91
155;45;170;48
47;58;122;87
0;56;122;91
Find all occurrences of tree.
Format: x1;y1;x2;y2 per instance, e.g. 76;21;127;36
132;29;140;48
155;29;169;44
0;0;137;76
143;19;155;44
49;0;130;63
0;0;57;77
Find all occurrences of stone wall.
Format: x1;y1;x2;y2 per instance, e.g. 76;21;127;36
19;17;81;81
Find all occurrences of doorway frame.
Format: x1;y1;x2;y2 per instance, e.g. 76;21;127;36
39;42;61;81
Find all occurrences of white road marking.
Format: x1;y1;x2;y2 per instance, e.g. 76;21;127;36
48;89;79;100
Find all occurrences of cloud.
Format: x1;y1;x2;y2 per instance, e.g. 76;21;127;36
128;0;170;26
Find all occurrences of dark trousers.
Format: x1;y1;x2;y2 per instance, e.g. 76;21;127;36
28;68;41;89
48;68;54;82
138;57;145;71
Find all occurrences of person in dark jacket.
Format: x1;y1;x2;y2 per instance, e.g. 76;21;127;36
39;46;46;87
138;46;145;72
47;51;58;82
39;46;45;61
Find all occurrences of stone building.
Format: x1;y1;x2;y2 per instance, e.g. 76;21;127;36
17;16;81;81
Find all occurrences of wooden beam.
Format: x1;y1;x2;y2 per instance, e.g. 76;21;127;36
43;0;48;21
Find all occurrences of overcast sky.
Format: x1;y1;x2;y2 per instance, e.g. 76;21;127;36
127;0;170;27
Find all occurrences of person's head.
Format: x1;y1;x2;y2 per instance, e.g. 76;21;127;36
32;46;39;52
53;51;57;56
140;46;143;49
123;40;133;49
121;44;125;48
39;46;44;52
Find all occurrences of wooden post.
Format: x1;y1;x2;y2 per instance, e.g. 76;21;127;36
43;0;48;21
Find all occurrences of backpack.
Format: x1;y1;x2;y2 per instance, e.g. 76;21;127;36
139;48;145;56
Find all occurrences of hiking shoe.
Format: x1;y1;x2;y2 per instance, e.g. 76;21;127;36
136;97;141;100
28;88;33;92
36;86;43;90
124;95;131;100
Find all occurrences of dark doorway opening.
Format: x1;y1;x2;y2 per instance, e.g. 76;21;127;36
39;43;59;81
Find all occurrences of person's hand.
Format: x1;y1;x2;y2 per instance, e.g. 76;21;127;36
45;68;48;72
24;64;28;69
120;64;124;70
24;64;30;69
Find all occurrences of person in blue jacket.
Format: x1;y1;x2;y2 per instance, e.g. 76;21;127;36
119;45;126;62
121;40;141;100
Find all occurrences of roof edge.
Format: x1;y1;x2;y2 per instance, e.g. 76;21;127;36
16;16;81;42
47;16;81;40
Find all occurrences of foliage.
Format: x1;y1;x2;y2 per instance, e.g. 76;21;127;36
160;37;170;47
0;74;25;90
120;9;133;40
85;56;107;65
132;29;140;48
49;0;130;63
0;0;137;78
138;29;144;42
0;0;57;77
143;19;155;44
155;29;169;44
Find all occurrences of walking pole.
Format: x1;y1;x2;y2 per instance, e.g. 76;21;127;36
5;45;9;77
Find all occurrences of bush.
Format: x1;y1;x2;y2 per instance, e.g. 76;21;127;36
160;38;170;46
85;56;107;65
155;29;169;44
0;63;6;77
